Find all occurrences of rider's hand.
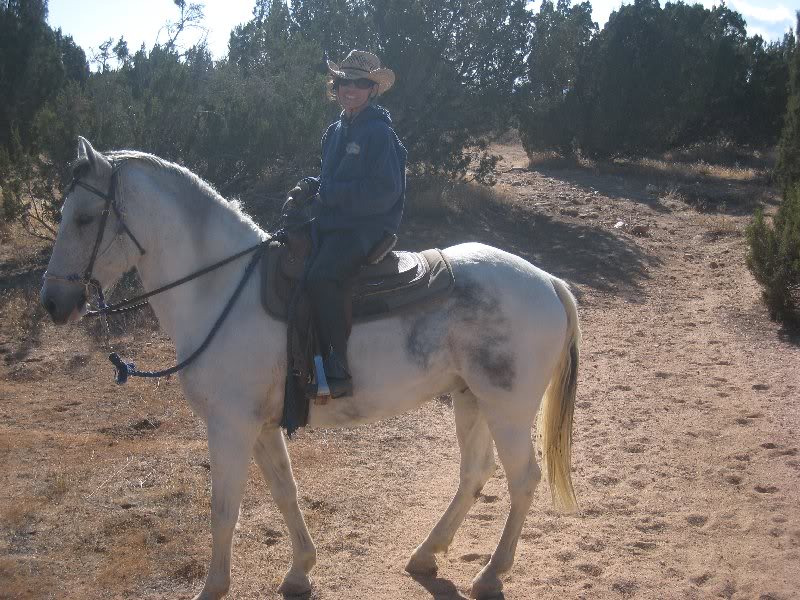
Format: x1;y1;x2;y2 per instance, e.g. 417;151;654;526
287;181;313;207
287;186;304;203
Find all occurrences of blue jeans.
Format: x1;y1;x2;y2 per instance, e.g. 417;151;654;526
305;229;381;367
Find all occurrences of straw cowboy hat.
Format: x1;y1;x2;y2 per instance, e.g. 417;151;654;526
327;50;395;95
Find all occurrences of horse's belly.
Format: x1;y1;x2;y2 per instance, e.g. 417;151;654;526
306;371;461;428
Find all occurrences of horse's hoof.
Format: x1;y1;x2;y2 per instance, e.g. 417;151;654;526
405;550;438;576
192;591;224;600
191;583;228;600
278;569;312;596
470;569;503;599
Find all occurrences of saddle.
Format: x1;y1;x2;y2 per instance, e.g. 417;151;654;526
260;230;455;433
261;232;454;323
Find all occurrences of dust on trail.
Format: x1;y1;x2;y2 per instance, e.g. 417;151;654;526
1;142;798;599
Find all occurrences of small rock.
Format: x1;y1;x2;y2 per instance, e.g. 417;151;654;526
560;207;580;217
752;383;770;391
67;354;90;370
130;418;161;431
709;261;720;269
686;515;708;527
631;224;650;236
614;220;626;229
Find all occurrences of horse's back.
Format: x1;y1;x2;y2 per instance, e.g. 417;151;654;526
443;242;568;316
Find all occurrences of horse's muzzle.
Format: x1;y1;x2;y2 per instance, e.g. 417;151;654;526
40;281;87;324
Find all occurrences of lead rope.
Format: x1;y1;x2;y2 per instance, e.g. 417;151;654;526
109;241;268;384
92;280;116;362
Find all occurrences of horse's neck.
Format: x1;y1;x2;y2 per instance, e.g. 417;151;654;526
127;164;264;345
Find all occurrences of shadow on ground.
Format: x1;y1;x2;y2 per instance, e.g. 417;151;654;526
402;200;659;303
527;161;776;216
408;572;478;600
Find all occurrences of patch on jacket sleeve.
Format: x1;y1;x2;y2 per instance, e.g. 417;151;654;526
346;142;361;155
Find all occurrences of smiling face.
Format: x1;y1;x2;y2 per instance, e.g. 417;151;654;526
335;78;376;116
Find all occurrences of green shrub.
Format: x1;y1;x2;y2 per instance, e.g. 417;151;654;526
747;183;800;325
776;14;800;190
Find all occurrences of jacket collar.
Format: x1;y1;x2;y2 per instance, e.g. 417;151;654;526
341;104;391;127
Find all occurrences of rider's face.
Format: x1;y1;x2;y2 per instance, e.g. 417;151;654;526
336;79;375;115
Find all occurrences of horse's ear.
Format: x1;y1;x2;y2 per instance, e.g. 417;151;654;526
74;136;111;181
76;136;93;165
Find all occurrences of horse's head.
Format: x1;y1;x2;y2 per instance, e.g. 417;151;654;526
41;137;143;324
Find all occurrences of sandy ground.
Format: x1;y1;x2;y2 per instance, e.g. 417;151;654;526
1;142;798;599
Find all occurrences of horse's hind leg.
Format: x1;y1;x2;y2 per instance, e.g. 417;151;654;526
252;425;316;595
470;419;541;599
405;388;495;576
194;416;261;600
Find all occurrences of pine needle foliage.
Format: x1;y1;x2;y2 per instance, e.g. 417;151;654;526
747;13;800;327
747;184;800;325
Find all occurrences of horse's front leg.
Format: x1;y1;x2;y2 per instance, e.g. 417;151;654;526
193;415;260;600
253;425;317;595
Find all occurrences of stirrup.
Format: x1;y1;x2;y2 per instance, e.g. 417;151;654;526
313;354;353;404
313;355;331;405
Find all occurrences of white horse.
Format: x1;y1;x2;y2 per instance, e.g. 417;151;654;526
40;137;581;599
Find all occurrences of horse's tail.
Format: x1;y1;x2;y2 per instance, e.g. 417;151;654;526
536;276;581;513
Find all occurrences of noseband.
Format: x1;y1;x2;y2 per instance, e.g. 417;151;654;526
44;161;146;305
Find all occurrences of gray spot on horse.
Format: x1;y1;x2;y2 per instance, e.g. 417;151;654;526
403;276;516;390
468;343;515;391
404;307;448;370
454;278;516;390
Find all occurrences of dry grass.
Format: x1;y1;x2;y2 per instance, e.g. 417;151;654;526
523;142;773;186
94;530;154;589
39;468;70;503
699;207;744;239
613;156;768;183
527;150;593;171
3;502;39;536
407;175;512;218
662;139;774;167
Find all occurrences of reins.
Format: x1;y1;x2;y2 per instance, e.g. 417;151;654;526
49;159;274;384
109;241;268;384
86;240;267;317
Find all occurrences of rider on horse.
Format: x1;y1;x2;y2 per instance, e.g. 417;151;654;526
287;50;408;398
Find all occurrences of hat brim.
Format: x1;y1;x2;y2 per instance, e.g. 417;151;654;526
328;61;395;95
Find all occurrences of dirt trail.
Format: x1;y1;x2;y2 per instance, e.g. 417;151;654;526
1;142;798;599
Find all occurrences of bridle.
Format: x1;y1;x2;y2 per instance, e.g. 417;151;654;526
44;158;270;383
43;160;146;309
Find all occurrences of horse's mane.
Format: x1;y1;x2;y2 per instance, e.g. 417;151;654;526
106;150;264;236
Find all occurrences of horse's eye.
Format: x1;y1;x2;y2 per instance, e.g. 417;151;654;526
76;214;94;227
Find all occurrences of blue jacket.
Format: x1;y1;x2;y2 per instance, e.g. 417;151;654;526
308;104;407;243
